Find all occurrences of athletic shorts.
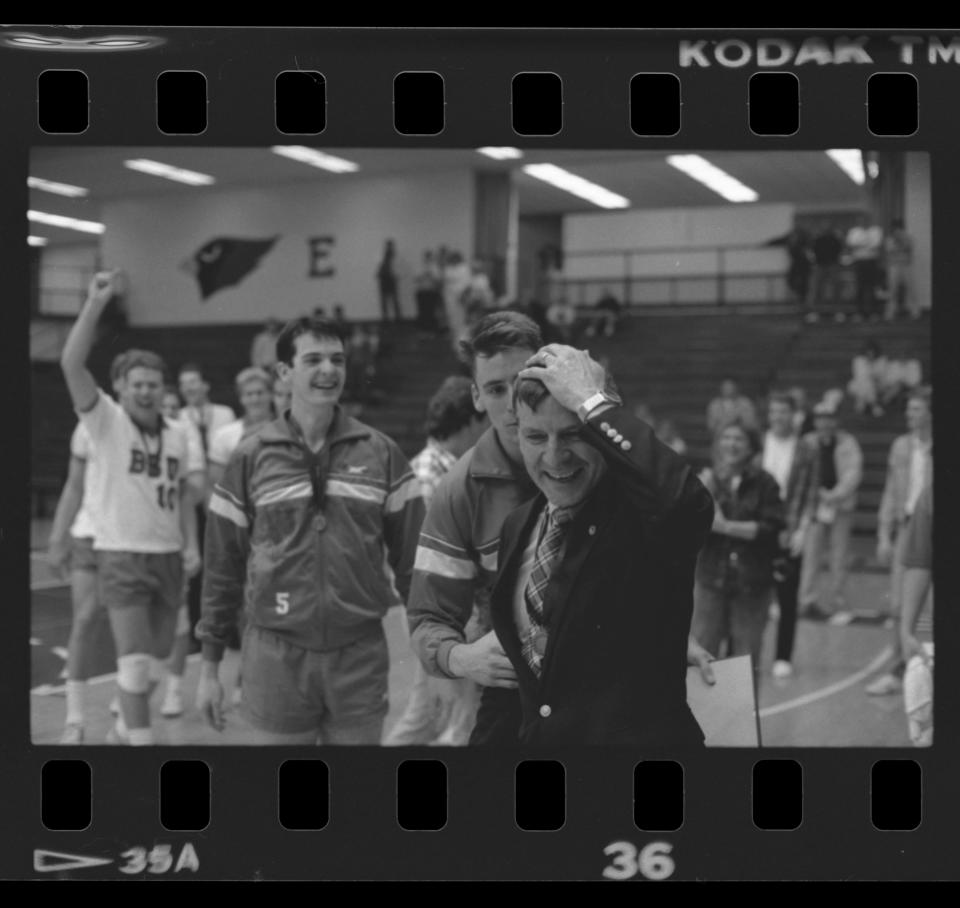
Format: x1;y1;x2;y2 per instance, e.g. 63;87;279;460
240;625;389;741
96;550;183;614
70;536;97;573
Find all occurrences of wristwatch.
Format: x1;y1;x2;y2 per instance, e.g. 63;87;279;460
577;390;622;423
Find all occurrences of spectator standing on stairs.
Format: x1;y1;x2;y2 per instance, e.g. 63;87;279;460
884;218;917;321
845;213;884;323
706;378;758;437
807;221;845;323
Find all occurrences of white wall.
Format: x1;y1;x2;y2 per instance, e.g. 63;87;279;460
904;152;931;312
563;204;795;303
38;244;99;316
100;169;475;325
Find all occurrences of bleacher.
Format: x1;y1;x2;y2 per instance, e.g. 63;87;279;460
771;317;931;537
31;311;930;549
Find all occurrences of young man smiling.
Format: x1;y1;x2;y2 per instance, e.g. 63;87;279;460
408;313;716;746
196;316;424;744
487;344;714;747
60;273;204;745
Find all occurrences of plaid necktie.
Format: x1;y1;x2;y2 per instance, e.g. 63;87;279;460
521;506;574;674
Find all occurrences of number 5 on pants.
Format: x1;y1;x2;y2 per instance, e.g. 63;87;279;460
276;592;290;615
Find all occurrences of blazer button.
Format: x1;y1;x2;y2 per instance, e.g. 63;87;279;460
539;704;552;718
621;440;632;451
607;427;618;438
614;434;623;443
600;422;611;432
588;525;596;535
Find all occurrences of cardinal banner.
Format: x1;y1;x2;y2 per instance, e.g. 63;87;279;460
181;236;280;301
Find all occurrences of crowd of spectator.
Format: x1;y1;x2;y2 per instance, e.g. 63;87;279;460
40;254;932;749
769;215;920;325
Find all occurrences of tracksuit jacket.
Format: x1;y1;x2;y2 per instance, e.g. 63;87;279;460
197;407;424;662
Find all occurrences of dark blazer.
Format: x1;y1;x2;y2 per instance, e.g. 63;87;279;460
489;406;714;748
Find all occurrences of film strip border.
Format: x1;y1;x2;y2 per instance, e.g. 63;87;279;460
34;69;920;138
32;753;933;879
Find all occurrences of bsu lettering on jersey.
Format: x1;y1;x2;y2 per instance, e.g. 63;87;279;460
129;449;180;480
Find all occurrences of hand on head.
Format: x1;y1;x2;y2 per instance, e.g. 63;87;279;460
518;345;607;413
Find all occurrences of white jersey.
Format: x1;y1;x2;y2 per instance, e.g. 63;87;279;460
169;414;206;473
78;390;205;553
68;422;98;540
182;403;236;455
208;419;245;467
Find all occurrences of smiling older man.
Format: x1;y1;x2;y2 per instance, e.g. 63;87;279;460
487;344;714;747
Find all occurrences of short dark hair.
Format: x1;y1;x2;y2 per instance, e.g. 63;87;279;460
714;417;762;455
458;310;542;375
163;384;180;399
275;316;345;366
424;376;480;441
121;349;167;382
178;361;205;381
768;391;796;412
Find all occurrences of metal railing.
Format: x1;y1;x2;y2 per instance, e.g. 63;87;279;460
551;243;857;308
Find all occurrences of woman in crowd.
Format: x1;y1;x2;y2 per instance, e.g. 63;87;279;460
692;419;785;683
848;340;887;417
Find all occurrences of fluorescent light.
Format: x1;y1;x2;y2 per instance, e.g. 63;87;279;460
521;163;629;209
665;155;759;203
271;146;359;173
28;210;105;235
28;176;89;198
124;158;216;186
477;147;523;160
28;236;48;247
826;149;866;186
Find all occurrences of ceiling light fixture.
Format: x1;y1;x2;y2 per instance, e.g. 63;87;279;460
521;163;630;209
477;147;524;160
27;210;105;234
826;149;866;185
124;158;216;186
665;154;759;203
28;176;90;198
270;146;360;173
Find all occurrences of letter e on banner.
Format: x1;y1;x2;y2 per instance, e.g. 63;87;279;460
308;236;335;278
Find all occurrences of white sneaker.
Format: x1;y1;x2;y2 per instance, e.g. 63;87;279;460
160;688;184;718
865;673;903;696
60;723;84;745
231;686;243;707
772;660;793;680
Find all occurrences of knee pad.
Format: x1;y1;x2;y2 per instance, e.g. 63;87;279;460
116;653;152;694
148;657;166;684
